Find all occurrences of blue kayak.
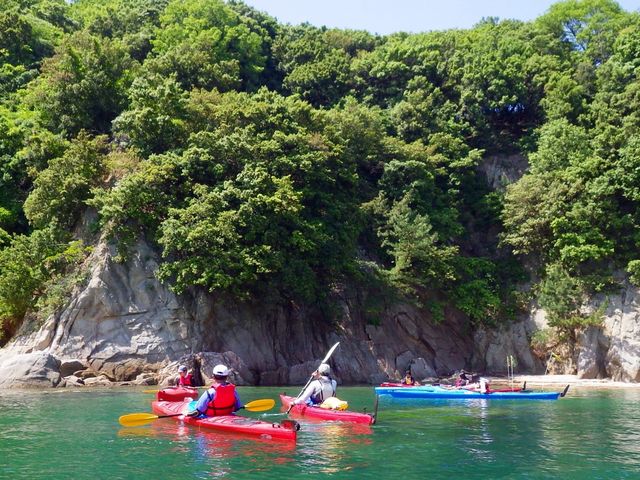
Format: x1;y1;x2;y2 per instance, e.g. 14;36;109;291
374;384;568;400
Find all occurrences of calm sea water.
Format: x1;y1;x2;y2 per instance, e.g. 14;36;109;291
1;386;639;479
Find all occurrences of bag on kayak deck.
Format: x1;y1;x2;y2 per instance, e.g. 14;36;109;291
319;397;349;410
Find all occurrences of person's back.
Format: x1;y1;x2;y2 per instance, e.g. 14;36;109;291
293;363;337;406
189;364;241;417
310;374;337;404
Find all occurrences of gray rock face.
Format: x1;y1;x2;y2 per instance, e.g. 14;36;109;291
0;235;639;386
577;283;640;382
473;318;544;375
0;239;477;387
479;153;528;191
0;352;61;388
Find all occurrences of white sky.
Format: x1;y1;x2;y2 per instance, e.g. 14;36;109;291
241;0;640;35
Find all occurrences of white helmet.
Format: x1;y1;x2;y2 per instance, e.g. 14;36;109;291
178;365;187;372
213;364;230;376
317;363;331;375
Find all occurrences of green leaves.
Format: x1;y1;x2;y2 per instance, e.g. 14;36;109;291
3;0;640;334
24;132;108;230
149;0;266;91
0;227;88;337
23;31;135;136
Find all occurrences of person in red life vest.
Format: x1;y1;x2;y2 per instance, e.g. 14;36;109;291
188;364;242;417
176;365;193;387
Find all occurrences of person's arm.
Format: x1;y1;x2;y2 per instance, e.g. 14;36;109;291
293;382;317;405
233;391;242;412
193;388;214;414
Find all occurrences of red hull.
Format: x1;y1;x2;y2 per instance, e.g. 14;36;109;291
280;395;375;425
151;400;298;441
156;387;199;402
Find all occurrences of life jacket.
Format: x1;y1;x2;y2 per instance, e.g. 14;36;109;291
310;376;336;405
402;376;415;385
205;383;237;416
178;374;193;386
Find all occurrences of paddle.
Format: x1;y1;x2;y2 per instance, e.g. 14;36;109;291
287;342;340;414
118;398;276;427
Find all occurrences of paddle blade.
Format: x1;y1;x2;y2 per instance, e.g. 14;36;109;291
321;342;340;364
118;413;159;427
243;398;275;412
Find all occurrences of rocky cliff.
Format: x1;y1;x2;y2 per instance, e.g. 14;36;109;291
0;238;479;387
1;149;639;387
1;234;639;387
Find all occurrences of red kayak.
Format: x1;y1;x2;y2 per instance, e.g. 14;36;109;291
280;395;375;425
156;386;199;402
152;400;298;441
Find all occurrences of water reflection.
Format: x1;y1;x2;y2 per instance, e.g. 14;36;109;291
118;418;297;477
293;419;373;474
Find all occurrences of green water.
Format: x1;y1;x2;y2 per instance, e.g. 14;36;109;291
1;386;639;479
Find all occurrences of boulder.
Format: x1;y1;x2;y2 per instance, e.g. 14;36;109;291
83;375;113;387
197;351;255;386
63;375;85;387
132;373;157;386
0;352;61;388
60;359;87;377
75;369;98;380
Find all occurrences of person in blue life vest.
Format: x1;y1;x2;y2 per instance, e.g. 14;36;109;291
188;364;242;417
176;364;193;387
292;363;338;406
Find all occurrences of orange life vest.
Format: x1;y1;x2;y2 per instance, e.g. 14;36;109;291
178;374;193;386
205;383;237;416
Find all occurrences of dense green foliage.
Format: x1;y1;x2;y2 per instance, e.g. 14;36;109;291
2;0;639;341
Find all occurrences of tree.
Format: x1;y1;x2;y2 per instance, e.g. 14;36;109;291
69;0;169;61
377;194;457;298
0;226;85;339
112;72;188;156
147;0;265;91
23;132;108;230
23;31;135;136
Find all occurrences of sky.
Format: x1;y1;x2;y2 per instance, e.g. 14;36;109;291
241;0;640;35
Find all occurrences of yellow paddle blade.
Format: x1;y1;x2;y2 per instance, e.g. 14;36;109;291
118;413;161;427
142;389;159;394
244;398;275;412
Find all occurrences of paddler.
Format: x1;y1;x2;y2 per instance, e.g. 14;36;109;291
188;364;242;417
291;363;337;406
401;369;420;386
176;364;194;387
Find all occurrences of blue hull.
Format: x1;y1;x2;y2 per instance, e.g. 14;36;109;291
374;386;561;400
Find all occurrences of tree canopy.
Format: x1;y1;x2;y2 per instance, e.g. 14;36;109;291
2;0;639;341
